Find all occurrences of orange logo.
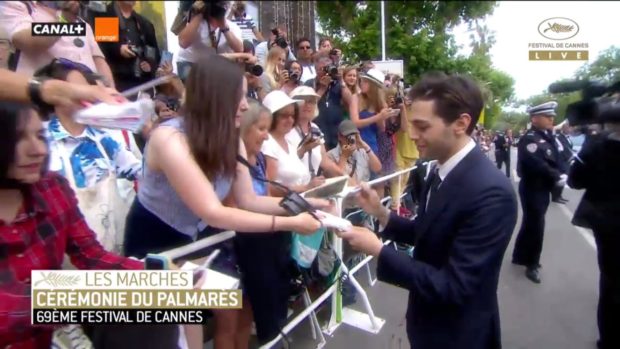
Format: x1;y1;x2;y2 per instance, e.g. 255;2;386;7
94;17;119;42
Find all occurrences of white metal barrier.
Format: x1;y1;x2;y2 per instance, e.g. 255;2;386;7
153;166;419;349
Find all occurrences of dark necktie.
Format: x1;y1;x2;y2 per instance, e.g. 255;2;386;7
425;167;442;211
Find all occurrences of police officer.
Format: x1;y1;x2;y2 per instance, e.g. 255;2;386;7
512;101;566;283
552;122;573;203
493;128;513;177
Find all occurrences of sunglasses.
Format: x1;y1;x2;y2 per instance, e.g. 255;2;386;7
298;46;311;50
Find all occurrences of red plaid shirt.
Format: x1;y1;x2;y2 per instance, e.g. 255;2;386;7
0;173;143;349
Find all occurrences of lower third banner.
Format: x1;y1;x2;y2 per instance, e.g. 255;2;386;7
32;309;210;325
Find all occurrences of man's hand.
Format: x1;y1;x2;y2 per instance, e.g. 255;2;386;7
243;53;258;65
557;173;568;187
140;61;152;73
355;183;388;223
337;226;383;257
120;44;136;59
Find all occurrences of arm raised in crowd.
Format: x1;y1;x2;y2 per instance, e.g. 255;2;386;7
0;69;123;110
178;13;204;49
0;1;61;54
349;93;391;129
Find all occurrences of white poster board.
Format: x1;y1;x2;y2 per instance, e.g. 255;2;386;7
371;60;404;78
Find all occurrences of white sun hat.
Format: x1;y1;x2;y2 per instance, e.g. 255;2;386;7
360;68;386;88
262;90;304;115
289;86;320;118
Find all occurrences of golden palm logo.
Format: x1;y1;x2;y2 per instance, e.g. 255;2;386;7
34;271;80;288
538;17;580;40
543;22;574;34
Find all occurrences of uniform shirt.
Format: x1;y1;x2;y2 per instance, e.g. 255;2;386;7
517;128;562;186
0;1;104;76
0;173;143;349
177;19;242;63
46;117;141;189
493;133;511;152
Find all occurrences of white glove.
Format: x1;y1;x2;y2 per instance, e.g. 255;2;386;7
556;174;568;187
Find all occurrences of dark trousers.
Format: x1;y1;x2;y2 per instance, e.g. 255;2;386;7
495;150;510;177
512;181;551;267
551;184;564;201
234;232;292;344
593;226;620;349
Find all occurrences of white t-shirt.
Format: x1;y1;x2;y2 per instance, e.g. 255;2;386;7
177;19;242;63
261;134;311;187
285;124;323;177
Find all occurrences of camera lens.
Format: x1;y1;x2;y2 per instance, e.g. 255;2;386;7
250;64;263;76
289;72;299;82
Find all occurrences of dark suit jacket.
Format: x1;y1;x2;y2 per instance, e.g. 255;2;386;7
377;146;518;349
568;133;620;232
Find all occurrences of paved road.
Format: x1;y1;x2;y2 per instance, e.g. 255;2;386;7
287;148;600;349
206;148;601;349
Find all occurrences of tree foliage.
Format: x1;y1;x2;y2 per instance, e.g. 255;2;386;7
512;46;620;127
316;1;514;129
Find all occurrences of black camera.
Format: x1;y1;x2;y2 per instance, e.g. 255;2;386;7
271;29;288;49
329;49;339;56
288;70;300;83
310;127;323;141
129;45;157;78
394;95;404;105
245;64;263;77
549;80;620;126
323;64;339;80
346;134;356;145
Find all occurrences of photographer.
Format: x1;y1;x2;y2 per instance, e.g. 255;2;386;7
318;37;342;65
227;1;264;44
568;120;620;349
280;60;303;95
177;0;243;81
328;120;382;187
255;25;296;67
99;1;159;94
304;52;348;150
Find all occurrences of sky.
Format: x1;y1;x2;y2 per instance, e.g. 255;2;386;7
451;1;620;103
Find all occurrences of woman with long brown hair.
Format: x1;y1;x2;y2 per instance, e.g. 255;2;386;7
123;55;326;349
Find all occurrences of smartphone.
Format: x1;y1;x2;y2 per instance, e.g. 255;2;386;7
160;50;173;66
145;254;169;270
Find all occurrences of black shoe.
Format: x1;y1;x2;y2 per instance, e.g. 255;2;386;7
525;267;541;284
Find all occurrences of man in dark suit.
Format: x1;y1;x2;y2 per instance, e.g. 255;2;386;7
339;73;518;349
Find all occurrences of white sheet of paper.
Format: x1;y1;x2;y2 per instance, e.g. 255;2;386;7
181;261;240;290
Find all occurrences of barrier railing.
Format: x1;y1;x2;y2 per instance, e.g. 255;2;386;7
151;166;418;349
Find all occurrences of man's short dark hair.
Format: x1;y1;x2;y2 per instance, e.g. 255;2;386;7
296;37;311;48
408;73;484;135
318;37;331;48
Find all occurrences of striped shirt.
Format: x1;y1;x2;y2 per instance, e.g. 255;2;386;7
230;13;256;42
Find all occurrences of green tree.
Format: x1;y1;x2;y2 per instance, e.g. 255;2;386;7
575;46;620;83
317;1;514;129
317;1;497;81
